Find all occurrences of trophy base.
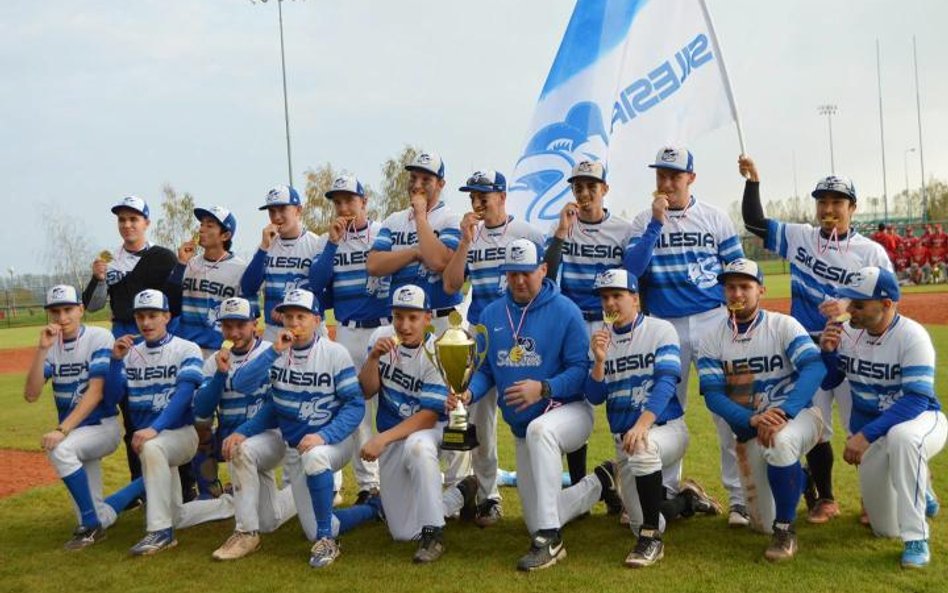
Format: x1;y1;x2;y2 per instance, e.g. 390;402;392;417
441;425;479;451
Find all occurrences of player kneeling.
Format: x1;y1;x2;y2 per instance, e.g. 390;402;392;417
24;286;124;549
697;260;826;561
106;290;234;556
585;270;721;567
820;266;946;569
226;289;378;568
357;285;478;564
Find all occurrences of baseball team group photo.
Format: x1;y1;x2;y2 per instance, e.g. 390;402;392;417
3;1;947;592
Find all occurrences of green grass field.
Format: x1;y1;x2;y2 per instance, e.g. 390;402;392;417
1;323;947;592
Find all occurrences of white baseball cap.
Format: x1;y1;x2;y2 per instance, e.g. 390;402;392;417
274;289;321;314
133;289;170;312
717;258;764;285
258;185;302;210
836;266;900;302
44;285;82;309
648;146;694;173
593;268;638;293
404;151;445;179
111;195;150;219
391;284;430;311
325;174;366;199
501;239;545;273
567;160;607;183
217;297;255;321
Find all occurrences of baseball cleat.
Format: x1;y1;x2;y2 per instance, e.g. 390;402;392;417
901;540;930;569
925;488;940;518
806;499;840;524
212;531;261;561
413;525;445;564
517;529;565;572
594;461;624;515
764;524;797;562
624;529;664;568
308;537;340;568
64;525;107;551
456;476;479;522
355;487;380;506
728;504;750;527
474;499;503;528
679;478;723;515
130;528;177;556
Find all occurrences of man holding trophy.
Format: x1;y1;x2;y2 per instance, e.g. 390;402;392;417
449;239;616;572
358;284;478;564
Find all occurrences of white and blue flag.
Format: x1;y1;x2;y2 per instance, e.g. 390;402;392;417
508;0;741;224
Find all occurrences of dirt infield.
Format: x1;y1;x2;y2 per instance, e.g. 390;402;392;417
0;346;34;374
762;291;948;324
0;449;58;499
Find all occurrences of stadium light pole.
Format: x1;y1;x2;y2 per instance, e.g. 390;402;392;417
817;104;838;175
912;35;928;222
6;267;15;317
254;0;297;187
904;147;916;218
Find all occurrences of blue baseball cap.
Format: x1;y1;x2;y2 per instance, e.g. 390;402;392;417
217;297;255;321
717;258;764;285
274;288;322;315
567;160;607;183
648;146;695;173
501;239;545;273
405;151;445;179
459;170;507;193
593;268;638;293
259;185;302;210
837;266;900;302
194;205;237;238
133;289;170;312
811;175;857;202
325;174;366;199
111;195;150;219
391;284;430;311
45;285;82;309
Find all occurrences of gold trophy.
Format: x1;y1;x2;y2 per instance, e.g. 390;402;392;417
423;311;489;451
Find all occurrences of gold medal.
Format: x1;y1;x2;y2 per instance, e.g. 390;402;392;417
727;301;746;312
602;311;619;325
221;340;234;351
191;230;201;244
509;345;524;362
98;250;113;263
834;313;851;324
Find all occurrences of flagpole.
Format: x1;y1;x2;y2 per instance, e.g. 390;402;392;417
698;0;746;154
912;35;927;222
876;39;889;222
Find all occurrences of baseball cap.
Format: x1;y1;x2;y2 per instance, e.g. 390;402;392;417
274;288;321;315
501;239;545;273
45;285;82;309
193;205;237;237
593;268;638;293
404;151;445;179
391;284;430;311
836;266;900;302
111;195;150;219
648;146;695;173
459;170;507;193
567;160;607;183
717;258;764;285
811;175;857;202
133;289;170;312
258;185;302;210
325;174;366;199
217;297;255;321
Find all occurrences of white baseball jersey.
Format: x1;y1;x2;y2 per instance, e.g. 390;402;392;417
830;315;940;439
466;217;545;324
177;254;247;348
43;325;116;426
196;338;272;439
765;221;892;335
548;210;633;313
122;334;204;430
372;203;462;310
631;198;744;318
105;244;150;286
366;326;449;432
697;310;821;438
249;231;322;325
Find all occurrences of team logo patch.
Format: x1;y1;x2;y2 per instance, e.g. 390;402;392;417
395;288;416;304
509;244;528;262
417;153;432;165
332;177;348;189
499;337;541;367
577;161;594;172
221;299;242;314
594;269;617;288
661;148;679;163
51;287;68;299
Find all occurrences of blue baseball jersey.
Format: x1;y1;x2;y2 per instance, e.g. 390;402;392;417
764;221;892;335
547;210;633;313
465;217;545;324
194;338;271;439
175;254;247;349
242;230;322;327
119;334;204;430
43;325;117;426
366;326;449;432
630;198;744;318
309;221;391;324
371;202;462;310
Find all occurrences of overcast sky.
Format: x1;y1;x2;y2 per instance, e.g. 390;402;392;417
2;0;946;275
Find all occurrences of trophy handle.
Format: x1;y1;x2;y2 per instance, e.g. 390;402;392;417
471;323;489;373
420;328;443;376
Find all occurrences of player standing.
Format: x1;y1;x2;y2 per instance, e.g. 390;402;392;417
820;266;946;568
697;259;827;561
739;155;892;524
629;147;747;525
